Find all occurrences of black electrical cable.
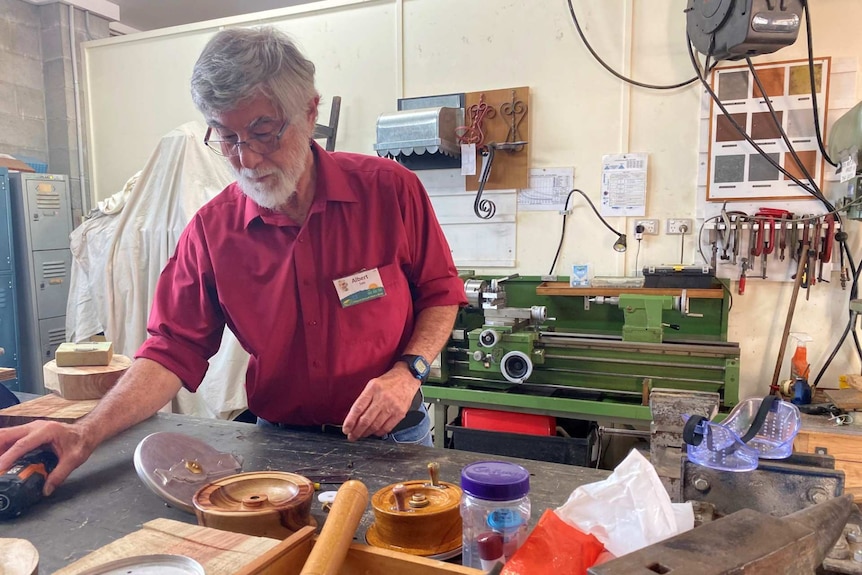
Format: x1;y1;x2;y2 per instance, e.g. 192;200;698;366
548;189;577;276
801;0;838;167
812;240;862;387
548;189;625;275
567;0;697;90
686;37;825;200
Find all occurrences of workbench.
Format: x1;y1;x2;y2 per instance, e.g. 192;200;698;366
0;412;610;572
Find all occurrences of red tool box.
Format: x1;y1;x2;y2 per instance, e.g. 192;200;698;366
462;408;556;436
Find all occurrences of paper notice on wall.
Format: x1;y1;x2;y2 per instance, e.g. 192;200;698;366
517;167;575;211
600;153;647;217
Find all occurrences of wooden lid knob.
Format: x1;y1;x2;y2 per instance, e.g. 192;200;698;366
427;462;440;487
392;483;408;512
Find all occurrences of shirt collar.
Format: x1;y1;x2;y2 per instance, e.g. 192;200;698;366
241;140;359;228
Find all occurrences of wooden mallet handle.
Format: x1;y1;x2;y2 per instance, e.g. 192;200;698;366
300;479;369;575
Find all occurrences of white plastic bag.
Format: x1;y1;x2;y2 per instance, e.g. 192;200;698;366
555;449;693;557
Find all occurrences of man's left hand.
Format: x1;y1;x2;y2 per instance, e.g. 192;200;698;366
342;363;419;441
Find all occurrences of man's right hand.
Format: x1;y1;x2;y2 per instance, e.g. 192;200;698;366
0;420;95;496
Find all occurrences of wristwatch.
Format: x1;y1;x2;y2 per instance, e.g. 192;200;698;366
399;354;431;382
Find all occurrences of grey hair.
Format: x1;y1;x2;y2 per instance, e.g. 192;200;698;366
191;27;318;119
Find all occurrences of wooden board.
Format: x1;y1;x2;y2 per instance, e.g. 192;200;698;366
0;394;98;427
464;86;530;192
825;388;862;410
53;519;283;575
43;355;131;400
535;282;725;299
0;367;16;382
54;518;481;575
55;341;114;367
795;414;862;498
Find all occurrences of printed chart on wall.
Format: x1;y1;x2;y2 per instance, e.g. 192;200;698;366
706;57;830;202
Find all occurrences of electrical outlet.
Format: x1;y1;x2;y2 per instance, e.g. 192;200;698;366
667;218;693;235
634;219;659;235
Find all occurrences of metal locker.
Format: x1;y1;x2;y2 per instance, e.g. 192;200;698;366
32;249;72;320
0;169;20;392
39;316;66;367
10;173;73;393
0;272;20;391
0;171;13;272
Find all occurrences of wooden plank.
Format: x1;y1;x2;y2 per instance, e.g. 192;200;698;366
55;341;114;367
0;394;97;427
464;86;530;192
53;519;283;575
56;519;481;575
535;282;725;299
795;430;862;464
825;389;862;410
0;367;16;382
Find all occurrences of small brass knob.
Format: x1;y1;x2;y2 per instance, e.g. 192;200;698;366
409;493;430;508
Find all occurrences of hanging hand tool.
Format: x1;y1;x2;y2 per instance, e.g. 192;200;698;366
708;228;718;269
788;219;799;262
738;258;750;295
731;216;741;265
778;214;788;261
751;215;775;280
810;219;821;288
805;220;818;300
836;230;849;290
817;214;834;284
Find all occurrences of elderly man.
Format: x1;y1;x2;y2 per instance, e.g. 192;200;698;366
0;27;465;495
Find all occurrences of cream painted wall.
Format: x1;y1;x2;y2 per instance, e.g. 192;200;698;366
81;0;862;401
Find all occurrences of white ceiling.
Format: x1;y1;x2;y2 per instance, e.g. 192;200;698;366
111;0;321;32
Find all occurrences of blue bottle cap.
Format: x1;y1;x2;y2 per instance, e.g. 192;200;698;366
487;508;524;532
461;461;530;501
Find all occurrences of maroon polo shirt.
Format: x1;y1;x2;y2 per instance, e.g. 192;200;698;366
137;142;466;425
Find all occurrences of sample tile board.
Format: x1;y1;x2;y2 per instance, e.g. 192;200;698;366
706;57;830;202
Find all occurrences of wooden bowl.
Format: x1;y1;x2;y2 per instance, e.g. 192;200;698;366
192;471;316;539
367;480;462;557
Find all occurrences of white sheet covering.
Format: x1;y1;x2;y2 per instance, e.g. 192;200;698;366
67;122;250;419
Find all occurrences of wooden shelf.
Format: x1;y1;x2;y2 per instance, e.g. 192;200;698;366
535;282;725;299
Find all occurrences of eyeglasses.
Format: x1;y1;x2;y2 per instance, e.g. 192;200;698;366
204;120;288;157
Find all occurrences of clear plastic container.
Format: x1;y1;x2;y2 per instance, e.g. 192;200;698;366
460;461;531;569
722;396;801;459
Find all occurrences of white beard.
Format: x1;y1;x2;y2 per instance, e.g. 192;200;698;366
232;133;312;211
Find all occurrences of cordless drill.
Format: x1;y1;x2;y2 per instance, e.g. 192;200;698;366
0;449;58;520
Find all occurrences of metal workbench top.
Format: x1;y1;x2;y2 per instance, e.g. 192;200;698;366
0;413;609;572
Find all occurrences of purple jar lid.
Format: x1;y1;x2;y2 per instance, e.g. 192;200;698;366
461;461;530;501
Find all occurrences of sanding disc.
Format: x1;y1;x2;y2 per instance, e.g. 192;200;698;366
133;432;243;514
75;554;205;575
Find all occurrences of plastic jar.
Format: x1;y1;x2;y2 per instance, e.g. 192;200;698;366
460;461;531;569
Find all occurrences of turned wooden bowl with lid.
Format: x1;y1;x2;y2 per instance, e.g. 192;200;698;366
366;462;462;558
192;471;316;539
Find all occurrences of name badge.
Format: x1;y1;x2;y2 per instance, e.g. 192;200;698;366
333;268;386;307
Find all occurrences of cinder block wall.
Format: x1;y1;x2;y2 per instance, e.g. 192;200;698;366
0;0;47;165
0;0;109;223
